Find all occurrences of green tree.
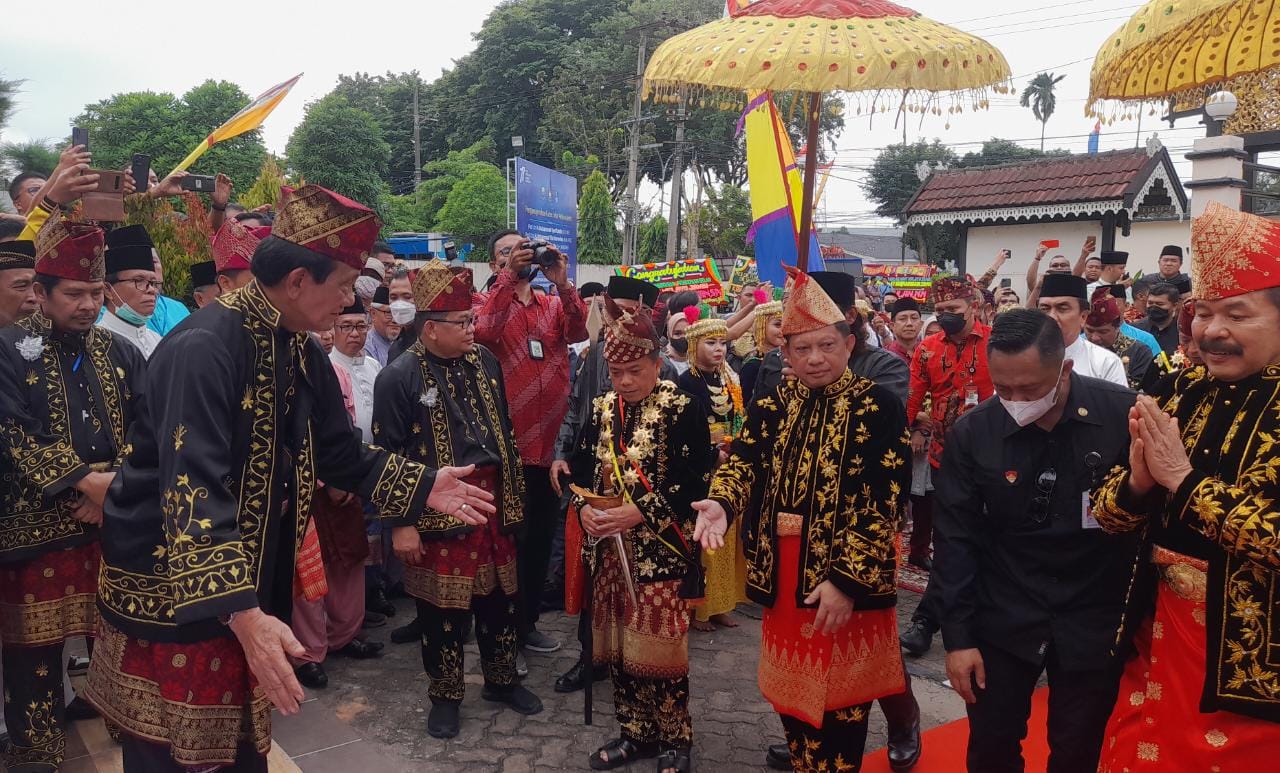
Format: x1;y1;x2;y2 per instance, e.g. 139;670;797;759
237;156;289;210
1020;72;1067;151
697;184;753;260
72;80;267;191
637;216;667;262
330;71;439;194
285;95;390;213
418;139;498;222
577;169;620;264
434;164;506;259
862;140;959;266
0;77;18;135
956;138;1070;168
1;139;60;177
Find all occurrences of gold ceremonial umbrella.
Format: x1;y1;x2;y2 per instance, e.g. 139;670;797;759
643;0;1011;269
1088;0;1280;123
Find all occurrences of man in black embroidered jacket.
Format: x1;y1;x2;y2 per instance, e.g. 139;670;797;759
83;186;495;773
0;217;146;772
373;260;542;740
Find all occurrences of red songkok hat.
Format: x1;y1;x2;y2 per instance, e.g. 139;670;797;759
1086;296;1122;327
412;259;472;312
211;219;269;273
930;275;972;304
34;214;105;282
781;265;844;336
271;184;381;270
1191;201;1280;300
602;295;659;364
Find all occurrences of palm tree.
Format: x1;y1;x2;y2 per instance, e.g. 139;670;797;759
1;139;60;177
1020;72;1066;151
0;77;19;135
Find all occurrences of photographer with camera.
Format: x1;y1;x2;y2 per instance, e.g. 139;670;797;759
475;230;588;659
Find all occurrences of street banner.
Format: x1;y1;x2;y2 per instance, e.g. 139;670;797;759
862;263;935;301
617;259;725;303
514;158;578;280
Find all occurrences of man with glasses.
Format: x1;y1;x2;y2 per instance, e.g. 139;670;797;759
476;230;588;656
97;225;164;358
373;260;541;739
933;309;1140;772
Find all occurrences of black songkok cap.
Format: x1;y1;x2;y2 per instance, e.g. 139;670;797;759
1040;272;1088;301
1100;250;1129;266
607;275;660;308
190;260;217;289
808;271;856;313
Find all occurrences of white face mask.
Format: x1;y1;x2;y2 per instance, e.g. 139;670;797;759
389;300;416;326
999;363;1065;427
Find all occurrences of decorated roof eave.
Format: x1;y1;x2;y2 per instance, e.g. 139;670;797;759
1122;146;1189;214
903;200;1130;228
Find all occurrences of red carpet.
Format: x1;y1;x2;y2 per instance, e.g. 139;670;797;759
863;688;1051;772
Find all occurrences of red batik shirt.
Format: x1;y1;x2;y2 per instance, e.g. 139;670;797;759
907;322;994;469
474;271;588;467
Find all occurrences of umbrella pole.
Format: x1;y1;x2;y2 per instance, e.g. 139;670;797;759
797;91;822;272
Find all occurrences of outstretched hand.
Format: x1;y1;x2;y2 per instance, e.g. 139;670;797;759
229;608;306;714
691;499;728;551
427;464;496;526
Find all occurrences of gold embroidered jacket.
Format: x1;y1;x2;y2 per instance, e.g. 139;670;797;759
371;341;524;538
709;369;911;610
98;282;434;643
571;380;712;585
0;312;146;563
1094;364;1280;722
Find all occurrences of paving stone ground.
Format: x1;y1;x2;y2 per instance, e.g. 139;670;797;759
311;589;967;772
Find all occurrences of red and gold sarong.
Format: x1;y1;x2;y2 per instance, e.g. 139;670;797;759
403;467;518;611
0;541;99;646
591;539;690;679
565;503;585;615
1100;547;1279;770
85;618;272;768
759;515;904;728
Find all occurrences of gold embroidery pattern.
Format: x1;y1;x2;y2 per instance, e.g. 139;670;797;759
1136;741;1160;761
85;621;272;768
163;474;253;612
1191;201;1280;301
6;690;64;769
0;593;96;646
1204;729;1228;748
97;564;177;626
293;425;316;562
87;327;128;461
369;453;426;522
402;559;518;611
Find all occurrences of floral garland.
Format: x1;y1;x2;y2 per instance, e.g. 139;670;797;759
594;384;674;489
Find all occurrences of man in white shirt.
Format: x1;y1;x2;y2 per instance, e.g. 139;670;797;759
329;296;381;441
97;225;164;359
1037;273;1127;387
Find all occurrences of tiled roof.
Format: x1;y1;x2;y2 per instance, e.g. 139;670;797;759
902;149;1158;216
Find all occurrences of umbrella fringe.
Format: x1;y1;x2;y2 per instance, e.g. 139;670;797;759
643;80;1009;121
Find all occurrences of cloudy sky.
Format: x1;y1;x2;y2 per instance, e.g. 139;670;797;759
2;0;1211;227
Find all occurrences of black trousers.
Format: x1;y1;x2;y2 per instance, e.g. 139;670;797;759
120;736;266;773
517;464;558;633
908;493;934;562
779;703;873;772
912;568;944;629
965;643;1121;773
417;595;518;703
3;642;69;772
877;667;920;731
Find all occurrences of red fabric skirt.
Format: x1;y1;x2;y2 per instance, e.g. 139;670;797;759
0;541;100;646
1100;550;1279;770
403;468;517;610
759;534;904;728
85;618;272;769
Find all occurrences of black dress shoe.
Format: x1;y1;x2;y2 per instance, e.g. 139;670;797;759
555;661;610;693
366;587;397;617
481;684;543;715
390;618;423;644
295;662;328;689
907;554;933;573
887;715;922;770
332;638;384;659
900;618;936;658
362;610;387;629
765;743;791;770
65;696;99;721
427;701;460;739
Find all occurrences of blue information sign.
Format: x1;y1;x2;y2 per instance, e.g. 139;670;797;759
514;158;578;280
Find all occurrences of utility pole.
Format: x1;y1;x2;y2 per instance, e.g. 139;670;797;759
621;32;648;265
665;92;688;261
412;72;422;188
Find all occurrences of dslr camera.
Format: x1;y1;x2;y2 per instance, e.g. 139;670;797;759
524;240;557;269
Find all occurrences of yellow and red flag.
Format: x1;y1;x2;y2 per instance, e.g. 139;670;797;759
170;73;302;175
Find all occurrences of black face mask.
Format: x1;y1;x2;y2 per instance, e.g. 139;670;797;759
937;311;967;336
1146;306;1171;325
669;337;689;355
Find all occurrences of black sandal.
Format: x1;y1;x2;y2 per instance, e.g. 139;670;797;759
589;738;659;770
656;748;692;773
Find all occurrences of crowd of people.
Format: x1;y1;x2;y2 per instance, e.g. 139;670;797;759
0;140;1276;773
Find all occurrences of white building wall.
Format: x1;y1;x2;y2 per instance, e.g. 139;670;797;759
964;219;1191;295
